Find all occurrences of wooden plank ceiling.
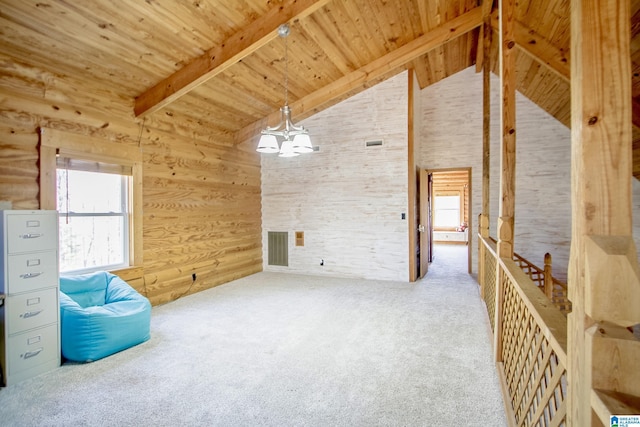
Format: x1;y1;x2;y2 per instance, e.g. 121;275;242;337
0;0;639;177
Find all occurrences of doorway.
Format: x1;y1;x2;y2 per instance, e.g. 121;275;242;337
417;168;472;278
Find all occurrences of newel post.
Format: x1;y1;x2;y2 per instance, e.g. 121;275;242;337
543;253;553;300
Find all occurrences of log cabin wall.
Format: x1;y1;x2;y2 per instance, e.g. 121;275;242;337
0;54;262;306
261;73;409;281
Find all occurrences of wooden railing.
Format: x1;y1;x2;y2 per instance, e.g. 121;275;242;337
512;252;571;315
479;234;568;427
479;235;497;331
483;237;571;315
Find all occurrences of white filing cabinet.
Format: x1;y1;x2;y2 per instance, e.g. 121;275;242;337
0;210;60;386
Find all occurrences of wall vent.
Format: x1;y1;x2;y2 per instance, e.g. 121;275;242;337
268;231;288;266
365;139;383;147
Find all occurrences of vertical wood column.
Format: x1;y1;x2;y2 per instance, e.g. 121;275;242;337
569;0;640;424
408;69;417;282
480;0;492;240
478;0;493;299
497;0;516;259
493;0;516;362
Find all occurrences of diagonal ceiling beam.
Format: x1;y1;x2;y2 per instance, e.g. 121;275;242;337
235;5;483;144
490;10;569;82
134;0;332;117
490;11;640;131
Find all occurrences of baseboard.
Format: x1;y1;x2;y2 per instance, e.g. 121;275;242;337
433;241;468;245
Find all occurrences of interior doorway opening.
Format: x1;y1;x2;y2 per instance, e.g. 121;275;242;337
417;168;471;278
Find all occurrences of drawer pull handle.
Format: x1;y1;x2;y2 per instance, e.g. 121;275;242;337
20;272;43;279
23;348;43;359
19;233;42;239
21;310;42;319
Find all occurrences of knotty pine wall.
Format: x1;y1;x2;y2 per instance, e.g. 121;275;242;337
0;54;262;305
261;73;409;281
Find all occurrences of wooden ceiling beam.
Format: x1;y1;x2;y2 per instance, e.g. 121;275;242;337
134;0;331;117
490;11;640;136
490;10;570;82
235;5;483;144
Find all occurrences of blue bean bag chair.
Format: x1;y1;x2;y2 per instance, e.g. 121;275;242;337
59;271;151;363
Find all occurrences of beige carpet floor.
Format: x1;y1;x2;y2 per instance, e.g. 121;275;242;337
0;244;506;426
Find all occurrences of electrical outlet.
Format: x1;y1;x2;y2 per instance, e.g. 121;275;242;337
320;259;324;266
192;273;197;281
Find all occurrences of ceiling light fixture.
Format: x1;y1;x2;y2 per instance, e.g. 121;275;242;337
256;24;313;157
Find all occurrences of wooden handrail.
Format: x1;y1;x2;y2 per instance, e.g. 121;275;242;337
478;234;568;426
500;256;568;364
481;234;571;315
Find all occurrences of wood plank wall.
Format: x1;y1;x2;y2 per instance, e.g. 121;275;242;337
0;53;262;305
260;73;409;281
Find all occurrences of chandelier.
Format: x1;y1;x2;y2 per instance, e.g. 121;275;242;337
256;24;313;157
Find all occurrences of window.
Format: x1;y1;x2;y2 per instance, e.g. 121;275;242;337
433;194;461;229
56;159;131;273
39;128;142;275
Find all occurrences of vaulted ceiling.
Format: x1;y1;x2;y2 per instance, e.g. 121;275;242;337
0;0;638;177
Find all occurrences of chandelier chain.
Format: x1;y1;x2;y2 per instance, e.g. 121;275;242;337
284;31;288;106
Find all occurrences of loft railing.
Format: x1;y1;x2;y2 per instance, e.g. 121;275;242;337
478;235;497;331
479;234;568;427
512;252;571;315
482;237;571;315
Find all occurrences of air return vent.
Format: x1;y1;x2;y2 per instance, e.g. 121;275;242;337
268;231;288;266
365;139;383;147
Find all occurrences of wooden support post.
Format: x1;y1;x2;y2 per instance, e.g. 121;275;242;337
544;253;553;300
497;0;516;259
481;0;492;239
493;0;516;363
478;0;491;280
478;5;491;298
569;0;640;425
408;69;417;282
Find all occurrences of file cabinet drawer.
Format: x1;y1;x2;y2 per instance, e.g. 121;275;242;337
7;251;58;294
6;288;58;335
8;324;58;376
6;212;58;254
